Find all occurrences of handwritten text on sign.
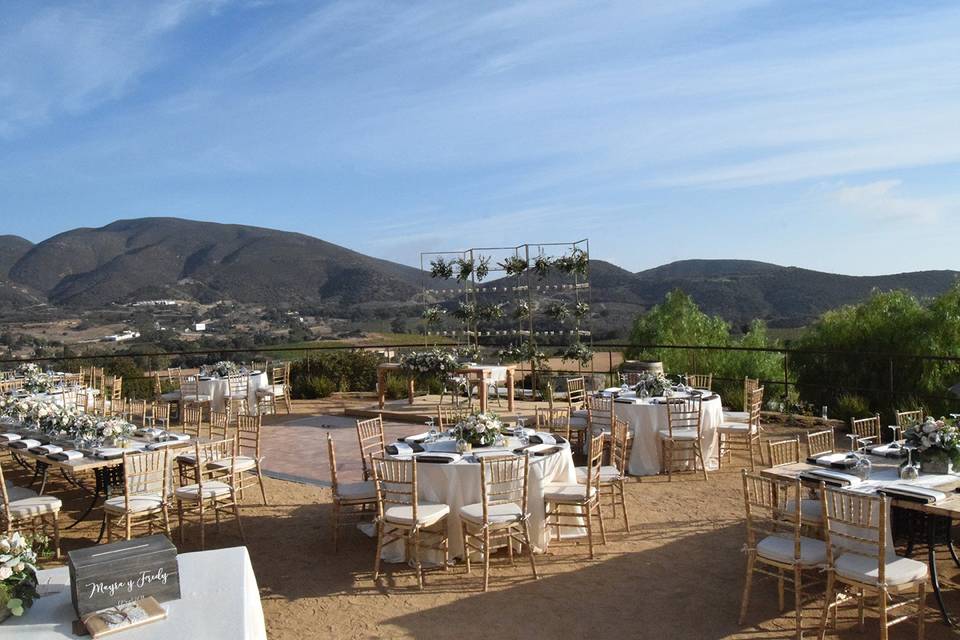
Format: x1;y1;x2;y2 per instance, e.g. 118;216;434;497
85;567;170;600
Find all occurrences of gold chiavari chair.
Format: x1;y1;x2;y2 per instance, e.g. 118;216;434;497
326;433;377;552
577;416;630;531
127;399;150;427
146;402;172;430
895;409;923;431
461;455;538;591
224;373;249;421
179;376;213;414
356;416;386;481
371;456;450;590
104;449;172;542
154;372;182;405
175;438;245;550
717;386;765;471
686;373;713;391
544;431;606;558
619;370;642;386
107;376;123;412
181;404;205;439
0;379;22;394
806;428;835;457
739;472;826;640
177;409;229;485
0;462;62;558
109;397;128;420
210;413;267;505
535;407;571;441
437;403;473;430
850;415;882;446
586;393;614;436
256;363;291;415
209;409;232;440
817;486;926;639
566;376;587;412
767;436;801;468
659;396;707;481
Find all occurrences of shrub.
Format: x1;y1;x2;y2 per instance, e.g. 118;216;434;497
834;393;871;425
289;351;382;399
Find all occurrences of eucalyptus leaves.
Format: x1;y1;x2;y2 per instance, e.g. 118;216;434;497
428;248;588;281
0;532;41;620
560;341;594;366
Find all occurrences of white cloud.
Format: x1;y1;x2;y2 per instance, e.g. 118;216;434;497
831;180;947;224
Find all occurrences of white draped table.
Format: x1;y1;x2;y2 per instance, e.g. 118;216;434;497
1;547;266;640
381;438;581;563
198;372;269;414
612;391;724;476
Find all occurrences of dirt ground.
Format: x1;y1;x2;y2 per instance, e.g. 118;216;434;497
14;418;960;640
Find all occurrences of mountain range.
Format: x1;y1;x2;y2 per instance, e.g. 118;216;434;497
2;217;958;328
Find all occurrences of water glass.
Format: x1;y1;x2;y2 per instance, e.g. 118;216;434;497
900;447;920;481
425;418;437;442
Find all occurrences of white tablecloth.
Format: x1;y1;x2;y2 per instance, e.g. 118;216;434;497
17;388;97;409
382;438;580;563
1;547;266;640
198;373;269;414
614;392;724;476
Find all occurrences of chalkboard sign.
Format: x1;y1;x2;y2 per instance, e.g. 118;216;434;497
68;535;181;617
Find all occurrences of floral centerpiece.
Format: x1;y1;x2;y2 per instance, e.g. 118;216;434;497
0;396;134;444
399;349;459;382
634;371;671;397
455;412;503;447
15;363;55;394
0;532;42;622
202;361;241;378
903;416;960;474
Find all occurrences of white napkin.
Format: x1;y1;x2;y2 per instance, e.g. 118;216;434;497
402;432;431;443
9;438;41;450
30;444;63;455
869;443;903;457
812;453;852;466
0;433;22;442
136;427;164;437
532;432;556;445
156;432;190;442
95;448;126;459
524;444;555;454
880;484;946;503
392;442;414;455
48;450;84;461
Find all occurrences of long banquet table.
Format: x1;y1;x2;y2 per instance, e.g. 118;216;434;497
612;390;724;476
381;436;582;564
0;547;267;640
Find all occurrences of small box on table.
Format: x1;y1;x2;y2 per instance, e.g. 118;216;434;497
68;534;181;618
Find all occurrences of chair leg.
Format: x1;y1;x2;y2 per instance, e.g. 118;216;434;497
257;464;268;506
373;521;384;583
105;514;113;543
52;513;61;559
523;520;538;580
858;588;865;630
461;523;471;574
412;530;423;591
918;581;926;640
817;572;835;640
879;588;889;640
739;553;755;624
794;565;803;640
778;568;785;612
596;502;607;545
585;505;594;560
233;497;246;544
698;443;708;481
618;483;630;532
482;527;491;592
177;501;185;546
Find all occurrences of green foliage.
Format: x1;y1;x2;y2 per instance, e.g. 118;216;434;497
626;290;782;407
289;351;382;399
834;393;871;424
791;285;960;421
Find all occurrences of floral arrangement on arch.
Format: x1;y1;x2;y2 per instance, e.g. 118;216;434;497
634;371;672;397
0;532;42;620
904;417;960;466
15;363;55;394
455;412;503;447
399;349;459;382
202;361;241;378
560;342;594;366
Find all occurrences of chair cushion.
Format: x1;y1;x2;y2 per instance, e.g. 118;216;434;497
335;481;377;501
785;498;823;523
571;409;589;419
756;535;827;566
568;416;588;430
256;384;285;397
8;495;61;518
658;427;699;440
543;483;597;502
717;422;756;433
175;481;232;501
575;465;622;483
104;493;165;514
160;391;182;401
834;552;928;587
384;502;449;527
724;411;749;422
175;453;196;465
459;501;524;525
209;456;257;473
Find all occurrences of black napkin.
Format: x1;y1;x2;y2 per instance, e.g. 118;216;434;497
415;454;456;464
528;434;567;445
513;445;562;457
385;442;425;455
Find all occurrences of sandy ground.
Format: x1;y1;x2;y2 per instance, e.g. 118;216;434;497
13;416;960;640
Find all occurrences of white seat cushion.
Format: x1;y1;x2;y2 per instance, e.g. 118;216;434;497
756;535;827;566
658;427;699;440
724;411;749;423
785;498;823;523
459;502;524;525
4;485;39;502
543;483;597;502
834;552;928;587
104;493;165;514
256;384;285;397
209;456;257;473
160;391;182;401
384;502;449;527
335;481;377;501
8;495;61;518
717;422;756;433
575;465;622;483
175;481;232;501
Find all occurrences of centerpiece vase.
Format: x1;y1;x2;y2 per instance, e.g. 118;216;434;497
920;452;954;475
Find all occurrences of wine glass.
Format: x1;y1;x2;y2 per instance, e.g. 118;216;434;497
845;433;860;452
425;417;437;442
620;382;629;397
887;425;902;443
900;446;920;481
852;438;873;480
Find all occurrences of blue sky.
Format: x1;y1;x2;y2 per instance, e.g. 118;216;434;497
2;1;959;275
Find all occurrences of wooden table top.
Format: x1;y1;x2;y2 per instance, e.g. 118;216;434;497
761;460;960;516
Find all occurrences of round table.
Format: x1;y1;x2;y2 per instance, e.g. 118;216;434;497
613;391;724;476
381;436;580;563
198;372;269;414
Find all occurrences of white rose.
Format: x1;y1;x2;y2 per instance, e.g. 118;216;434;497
0;566;11;580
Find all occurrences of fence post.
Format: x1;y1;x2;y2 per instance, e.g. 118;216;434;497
889;357;894;393
783;351;789;402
